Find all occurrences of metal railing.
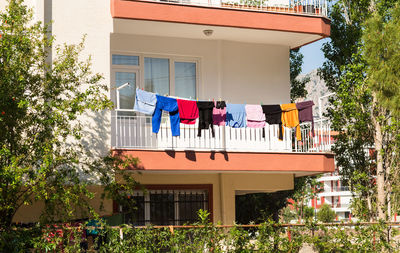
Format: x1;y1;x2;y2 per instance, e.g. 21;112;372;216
324;186;350;192
111;111;332;152
134;0;328;17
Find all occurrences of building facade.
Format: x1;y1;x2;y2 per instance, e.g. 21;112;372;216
310;171;353;221
3;0;334;225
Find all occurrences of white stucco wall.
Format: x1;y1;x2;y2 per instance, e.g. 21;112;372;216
50;1;113;157
111;33;290;104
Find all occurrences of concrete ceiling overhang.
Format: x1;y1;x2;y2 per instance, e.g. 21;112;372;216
113;18;324;48
111;0;330;48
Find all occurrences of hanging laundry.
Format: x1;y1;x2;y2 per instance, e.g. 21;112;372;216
262;104;283;140
280;103;301;141
226;104;247;128
177;99;199;125
152;95;180;136
197;101;215;137
133;88;157;115
296;100;315;136
245;104;265;128
212;101;226;126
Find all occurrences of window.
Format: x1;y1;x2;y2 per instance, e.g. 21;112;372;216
175;61;196;98
115;72;136;110
112;55;139;66
144;57;170;95
112;54;198;107
120;188;210;226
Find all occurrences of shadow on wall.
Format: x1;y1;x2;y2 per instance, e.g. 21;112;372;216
210;151;229;161
81;111;111;158
165;150;229;162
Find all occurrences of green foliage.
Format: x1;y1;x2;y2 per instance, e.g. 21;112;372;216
3;220;400;252
239;0;266;7
0;0;139;230
316;204;335;223
290;49;309;101
363;4;400;115
281;206;296;223
291;176;322;221
320;0;400;220
303;206;315;221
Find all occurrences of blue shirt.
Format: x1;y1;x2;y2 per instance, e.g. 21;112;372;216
226;104;247;128
133;88;157;115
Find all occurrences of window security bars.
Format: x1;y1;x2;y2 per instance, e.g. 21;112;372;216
120;189;209;226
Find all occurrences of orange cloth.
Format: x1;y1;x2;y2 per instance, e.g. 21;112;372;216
280;103;301;141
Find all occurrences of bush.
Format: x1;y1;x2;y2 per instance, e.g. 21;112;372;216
317;204;336;223
303;206;315;221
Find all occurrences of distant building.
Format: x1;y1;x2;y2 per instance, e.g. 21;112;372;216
310;169;354;221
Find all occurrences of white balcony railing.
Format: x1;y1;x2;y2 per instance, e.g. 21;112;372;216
135;0;328;17
112;111;332;152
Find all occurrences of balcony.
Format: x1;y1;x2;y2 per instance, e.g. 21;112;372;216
131;0;328;17
111;112;332;153
111;0;330;49
318;186;352;197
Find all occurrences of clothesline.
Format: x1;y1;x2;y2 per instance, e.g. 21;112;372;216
132;87;315;141
117;83;230;103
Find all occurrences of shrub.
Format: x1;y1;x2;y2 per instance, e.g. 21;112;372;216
317;204;336;223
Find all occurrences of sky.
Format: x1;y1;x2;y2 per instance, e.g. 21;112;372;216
299;38;330;74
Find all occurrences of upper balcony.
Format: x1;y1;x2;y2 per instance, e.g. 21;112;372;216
110;0;330;48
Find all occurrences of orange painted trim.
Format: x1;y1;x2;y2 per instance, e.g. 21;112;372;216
113;149;335;173
111;0;331;37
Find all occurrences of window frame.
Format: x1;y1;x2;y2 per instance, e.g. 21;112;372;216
111;52;200;110
111;68;140;112
113;184;213;225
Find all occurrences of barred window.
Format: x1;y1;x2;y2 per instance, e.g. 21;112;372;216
120;189;210;226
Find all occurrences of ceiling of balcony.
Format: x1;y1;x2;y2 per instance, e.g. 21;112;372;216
113;19;323;49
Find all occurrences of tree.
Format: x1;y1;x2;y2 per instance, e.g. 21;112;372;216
290;49;310;102
317;204;335;223
362;4;400;220
320;0;400;221
0;0;137;229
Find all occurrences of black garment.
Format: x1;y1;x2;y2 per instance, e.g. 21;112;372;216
215;101;226;109
262;104;283;140
197;101;215;137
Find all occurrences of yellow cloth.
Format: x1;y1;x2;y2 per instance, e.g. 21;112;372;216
280;103;301;141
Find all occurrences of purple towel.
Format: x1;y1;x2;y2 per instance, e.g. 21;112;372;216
296;100;315;136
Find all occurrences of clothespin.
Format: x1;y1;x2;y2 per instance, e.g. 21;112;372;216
213;98;215;103
219;97;221;102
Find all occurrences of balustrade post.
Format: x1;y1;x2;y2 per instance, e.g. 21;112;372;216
222;125;226;150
